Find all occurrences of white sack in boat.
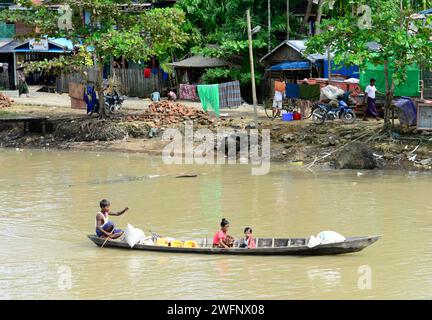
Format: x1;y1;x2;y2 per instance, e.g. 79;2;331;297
124;224;147;248
307;235;322;248
317;231;346;244
308;231;346;248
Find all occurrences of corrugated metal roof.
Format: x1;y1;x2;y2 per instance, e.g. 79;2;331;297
168;55;230;68
0;38;72;53
0;39;22;53
260;39;381;64
0;39;13;48
260;39;332;63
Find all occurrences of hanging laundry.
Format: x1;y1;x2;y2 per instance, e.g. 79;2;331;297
218;80;242;109
162;71;169;81
179;84;198;101
299;84;321;100
151;67;159;75
285;83;300;98
144;68;151;78
274;81;286;93
197;84;220;116
84;85;98;114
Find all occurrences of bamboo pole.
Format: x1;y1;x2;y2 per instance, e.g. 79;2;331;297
247;9;258;123
286;0;290;40
268;0;271;52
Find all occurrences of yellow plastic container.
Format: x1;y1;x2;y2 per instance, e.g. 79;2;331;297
184;240;198;248
156;238;169;246
170;240;184;248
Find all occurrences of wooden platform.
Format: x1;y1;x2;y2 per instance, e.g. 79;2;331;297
0;116;48;135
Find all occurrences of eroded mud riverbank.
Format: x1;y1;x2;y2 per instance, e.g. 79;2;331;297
1;103;432;171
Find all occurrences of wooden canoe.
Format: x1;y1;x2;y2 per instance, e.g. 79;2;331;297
88;235;380;256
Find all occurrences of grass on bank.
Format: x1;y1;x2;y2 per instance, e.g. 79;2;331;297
0;110;20;119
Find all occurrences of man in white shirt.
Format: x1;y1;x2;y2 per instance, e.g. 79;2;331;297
272;90;285;118
363;78;383;121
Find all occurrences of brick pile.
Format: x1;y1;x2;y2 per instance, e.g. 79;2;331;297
0;92;14;109
126;101;213;126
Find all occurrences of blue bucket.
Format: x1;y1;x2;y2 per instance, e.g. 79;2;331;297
282;112;294;122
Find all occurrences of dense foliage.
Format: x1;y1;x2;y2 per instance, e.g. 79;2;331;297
176;0;308;85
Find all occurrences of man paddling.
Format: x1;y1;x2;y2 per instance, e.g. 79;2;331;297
95;199;129;239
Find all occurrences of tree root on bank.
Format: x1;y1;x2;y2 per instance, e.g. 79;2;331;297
304;126;384;169
54;118;128;141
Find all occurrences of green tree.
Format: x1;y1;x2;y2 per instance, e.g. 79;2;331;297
0;0;188;117
306;0;432;127
176;0;305;86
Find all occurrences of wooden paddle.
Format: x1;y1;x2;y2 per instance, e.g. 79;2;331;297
100;233;112;248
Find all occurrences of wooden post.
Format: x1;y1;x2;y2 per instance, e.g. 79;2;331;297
42;119;46;136
286;0;290;40
268;0;271;52
13;52;17;88
247;9;258;123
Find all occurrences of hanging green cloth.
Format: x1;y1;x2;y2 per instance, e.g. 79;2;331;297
299;84;321;100
197;84;220;116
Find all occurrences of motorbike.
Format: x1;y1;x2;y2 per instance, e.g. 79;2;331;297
312;99;356;125
104;90;124;113
328;90;357;109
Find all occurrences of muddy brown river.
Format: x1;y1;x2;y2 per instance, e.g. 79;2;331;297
0;149;431;299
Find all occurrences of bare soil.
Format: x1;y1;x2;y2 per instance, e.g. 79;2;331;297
1;98;432;171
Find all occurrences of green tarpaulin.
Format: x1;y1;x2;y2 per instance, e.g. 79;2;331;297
359;63;420;97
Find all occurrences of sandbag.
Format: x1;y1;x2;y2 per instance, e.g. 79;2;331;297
307;231;346;248
124;224;147;248
317;231;346;244
320;85;344;101
307;235;321;248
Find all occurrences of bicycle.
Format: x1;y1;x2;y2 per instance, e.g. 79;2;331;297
264;98;300;120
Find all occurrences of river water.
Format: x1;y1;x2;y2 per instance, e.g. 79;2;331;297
0;149;431;299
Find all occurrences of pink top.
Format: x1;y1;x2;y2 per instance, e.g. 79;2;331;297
213;230;226;245
247;236;256;248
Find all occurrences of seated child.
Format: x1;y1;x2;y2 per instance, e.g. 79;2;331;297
150;89;161;102
95;199;129;239
167;90;177;101
240;227;256;248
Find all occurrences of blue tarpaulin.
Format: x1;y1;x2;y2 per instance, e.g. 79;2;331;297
269;61;311;71
419;8;432;14
323;60;359;79
394;97;417;126
286;83;300;98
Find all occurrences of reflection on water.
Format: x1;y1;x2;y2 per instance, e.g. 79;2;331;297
307;267;342;291
0;149;432;299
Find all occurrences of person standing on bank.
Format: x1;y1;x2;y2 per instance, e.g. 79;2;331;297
363;78;383;121
17;66;29;97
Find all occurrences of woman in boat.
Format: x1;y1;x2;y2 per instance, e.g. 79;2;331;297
213;218;234;248
240;227;256;249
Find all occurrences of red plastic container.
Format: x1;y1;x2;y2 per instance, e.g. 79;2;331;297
293;112;302;121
